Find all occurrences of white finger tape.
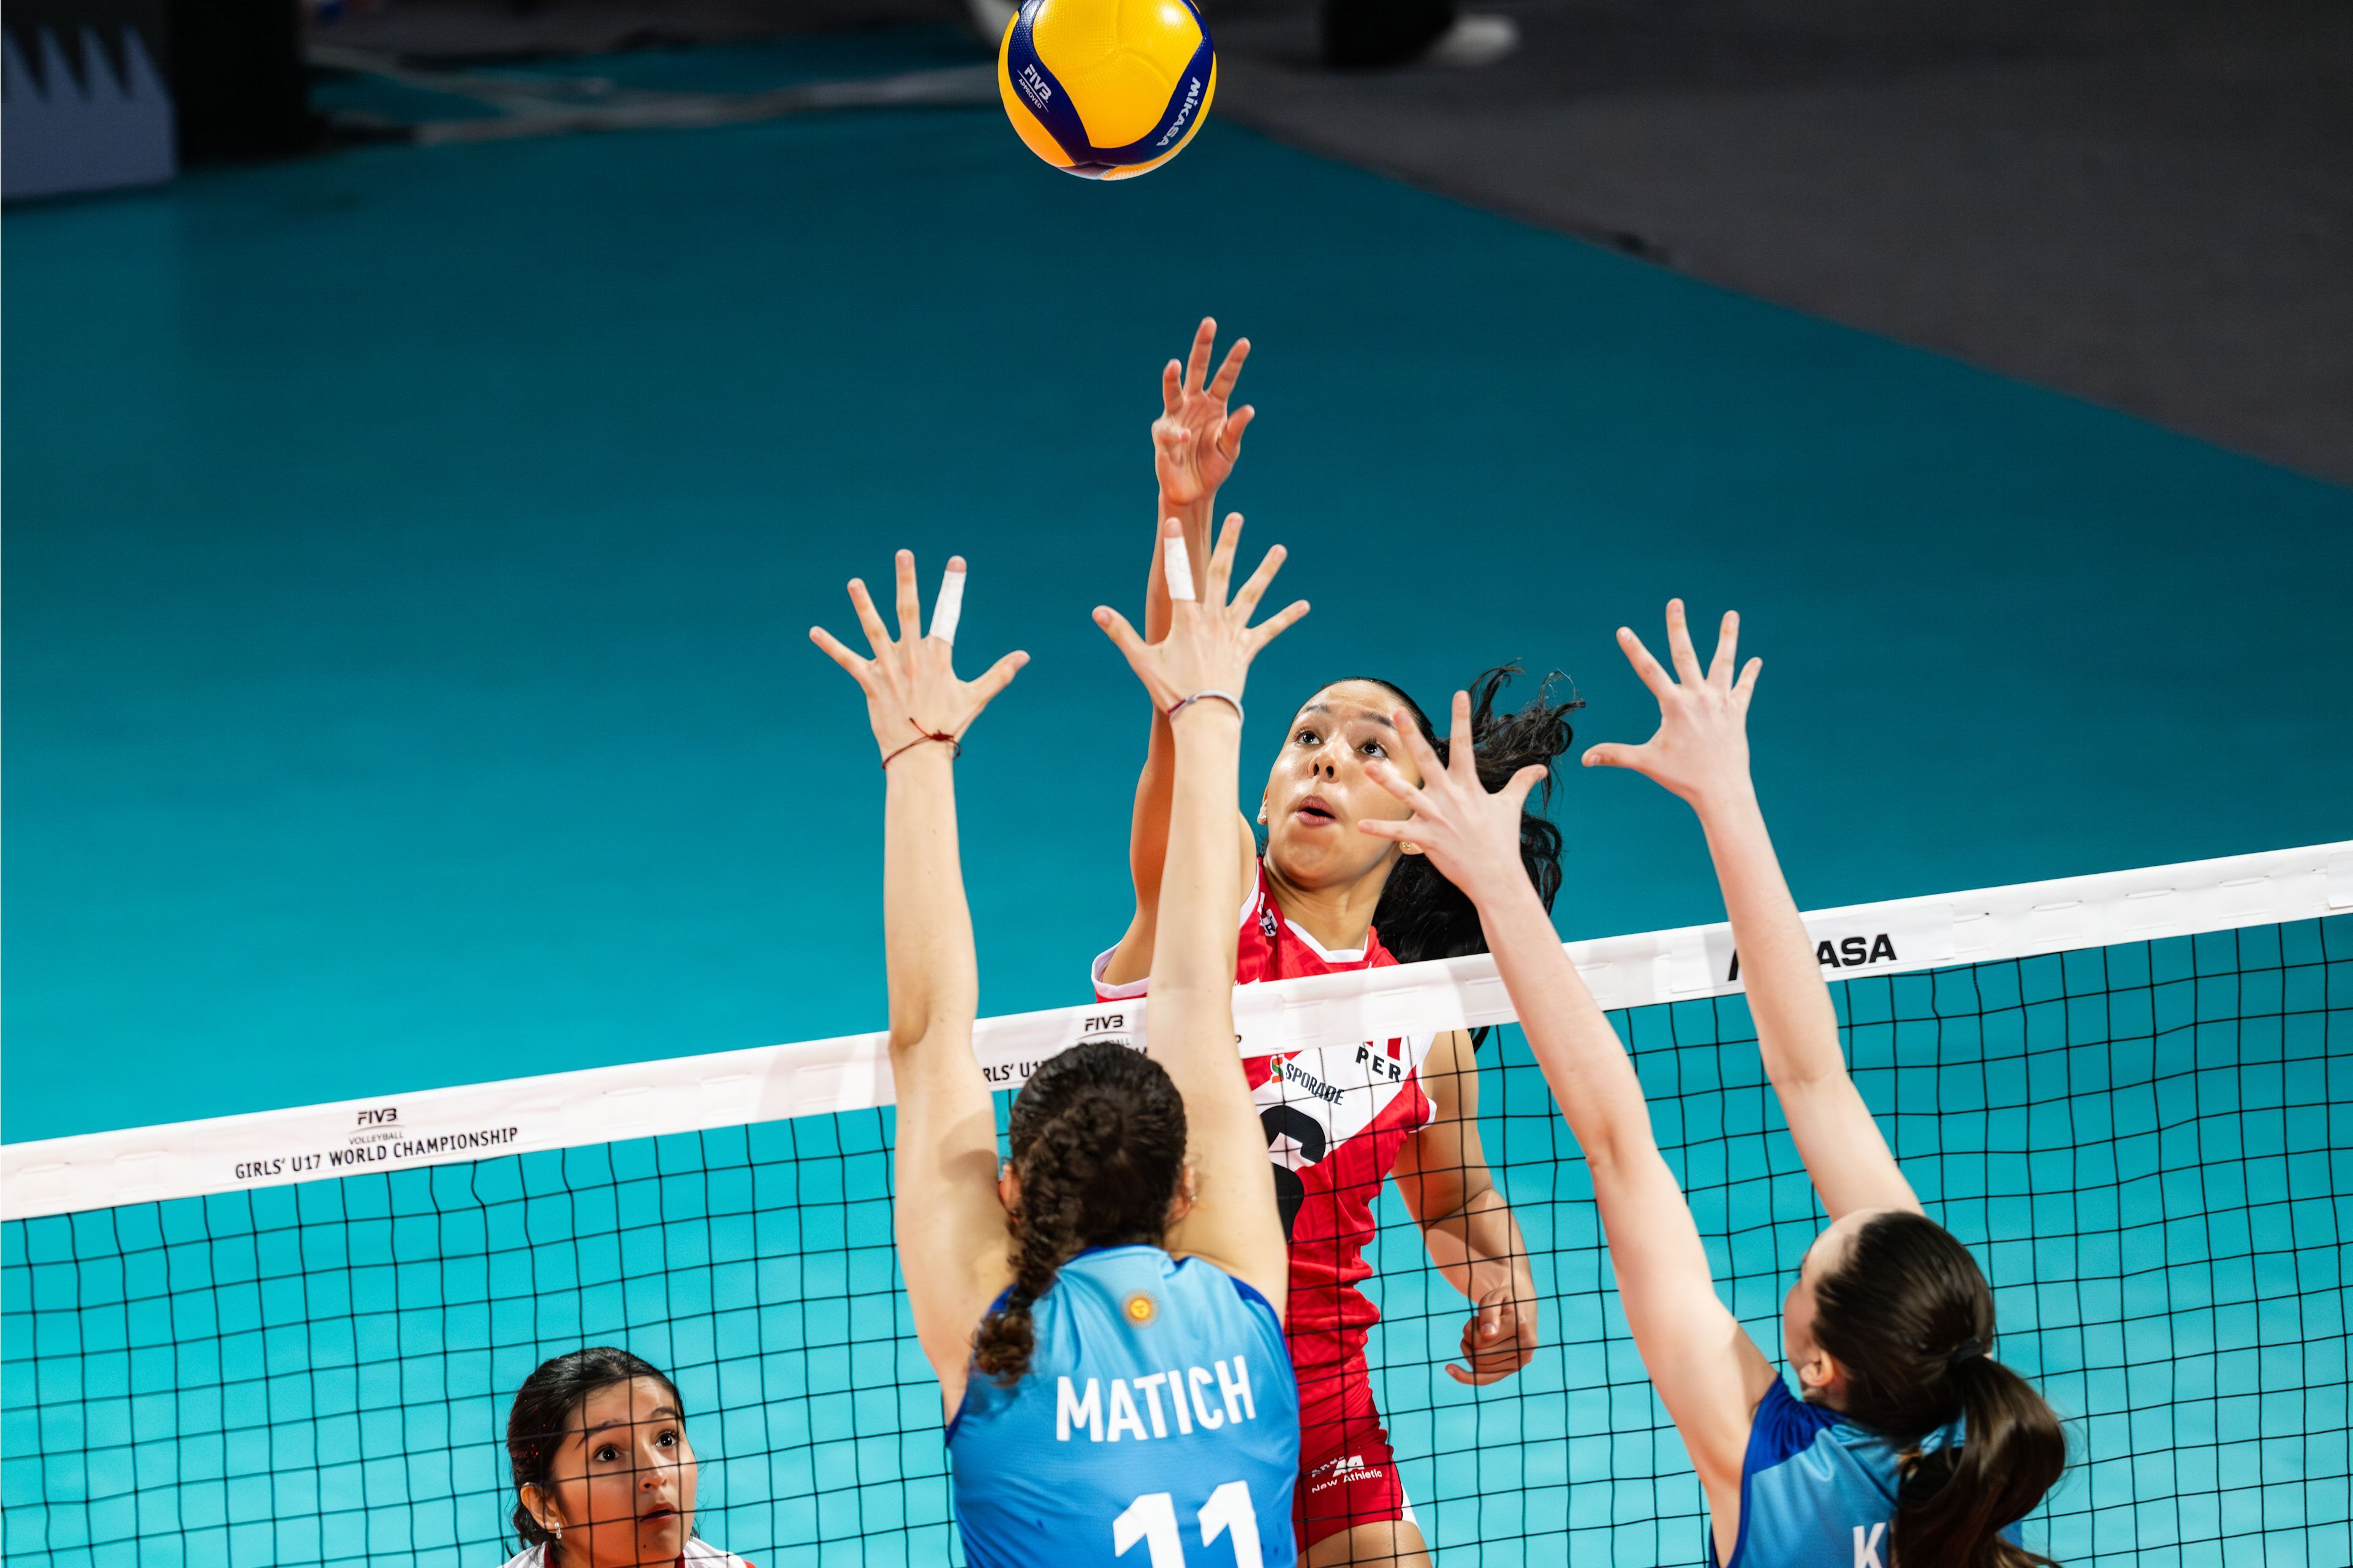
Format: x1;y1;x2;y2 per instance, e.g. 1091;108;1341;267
1163;534;1196;602
930;567;966;645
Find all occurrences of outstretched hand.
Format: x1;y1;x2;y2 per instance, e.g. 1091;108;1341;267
1153;317;1255;507
1582;599;1760;809
1358;690;1549;903
811;551;1028;764
1095;515;1306;711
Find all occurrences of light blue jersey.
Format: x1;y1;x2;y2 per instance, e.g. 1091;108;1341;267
1718;1379;2016;1568
948;1245;1300;1568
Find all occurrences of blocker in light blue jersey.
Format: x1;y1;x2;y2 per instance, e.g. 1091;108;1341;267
1718;1379;2018;1568
949;1244;1300;1568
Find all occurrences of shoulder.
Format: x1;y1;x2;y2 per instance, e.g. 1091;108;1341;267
499;1549;545;1568
681;1540;757;1568
1097;856;1270;999
1162;1251;1285;1336
1745;1377;1843;1474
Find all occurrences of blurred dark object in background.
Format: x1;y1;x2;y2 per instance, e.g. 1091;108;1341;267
168;0;311;159
1210;0;2353;483
1322;0;1451;67
313;0;961;61
1320;0;1519;70
2;0;175;199
1;0;309;201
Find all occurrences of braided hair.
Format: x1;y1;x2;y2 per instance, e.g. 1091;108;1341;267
970;1040;1188;1385
504;1346;684;1552
1811;1211;2067;1568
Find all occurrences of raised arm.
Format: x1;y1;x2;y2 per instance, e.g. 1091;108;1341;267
1358;695;1777;1548
810;551;1029;1409
1102;320;1259;989
1094;515;1306;1309
1584;602;1920;1221
1390;1031;1540;1387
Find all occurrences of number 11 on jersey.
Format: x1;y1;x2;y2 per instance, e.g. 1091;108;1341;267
1113;1480;1265;1567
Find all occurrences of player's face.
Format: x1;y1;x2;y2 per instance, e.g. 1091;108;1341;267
1259;681;1425;891
1783;1241;1825;1373
536;1377;697;1567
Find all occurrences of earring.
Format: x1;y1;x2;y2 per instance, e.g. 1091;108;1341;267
550;1524;563;1541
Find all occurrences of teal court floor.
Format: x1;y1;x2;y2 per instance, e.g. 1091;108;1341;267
5;32;2349;1141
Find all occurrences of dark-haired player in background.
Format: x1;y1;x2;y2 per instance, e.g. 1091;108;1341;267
1362;600;2069;1568
1091;320;1567;1567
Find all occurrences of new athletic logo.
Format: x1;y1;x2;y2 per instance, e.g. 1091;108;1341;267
1154;74;1204;148
1017;62;1052;110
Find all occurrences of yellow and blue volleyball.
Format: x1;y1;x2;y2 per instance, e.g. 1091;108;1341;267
995;0;1216;180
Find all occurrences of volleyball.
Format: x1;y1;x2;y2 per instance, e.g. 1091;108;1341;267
995;0;1217;180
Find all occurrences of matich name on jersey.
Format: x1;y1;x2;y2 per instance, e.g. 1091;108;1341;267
1056;1358;1260;1442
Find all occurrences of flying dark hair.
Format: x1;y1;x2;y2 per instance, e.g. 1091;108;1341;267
1341;664;1578;980
971;1040;1188;1385
504;1346;684;1551
1809;1211;2067;1568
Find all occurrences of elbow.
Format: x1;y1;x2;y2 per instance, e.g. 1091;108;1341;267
889;1005;973;1056
1146;974;1228;1006
1143;970;1233;1007
1577;1131;1660;1191
1142;972;1234;1028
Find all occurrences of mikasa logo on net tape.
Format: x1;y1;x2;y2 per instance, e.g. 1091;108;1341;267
1700;904;1955;989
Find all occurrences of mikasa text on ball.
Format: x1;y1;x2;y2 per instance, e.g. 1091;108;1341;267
996;0;1216;180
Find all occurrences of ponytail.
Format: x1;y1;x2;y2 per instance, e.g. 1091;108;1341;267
1358;665;1580;985
1893;1354;2068;1568
971;1042;1187;1385
1811;1211;2068;1568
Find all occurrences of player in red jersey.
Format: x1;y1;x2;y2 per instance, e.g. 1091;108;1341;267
1090;320;1578;1566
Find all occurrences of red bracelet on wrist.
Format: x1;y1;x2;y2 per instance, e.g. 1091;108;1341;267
881;718;962;769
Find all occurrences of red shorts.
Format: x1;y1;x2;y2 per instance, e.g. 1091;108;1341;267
1292;1355;1417;1549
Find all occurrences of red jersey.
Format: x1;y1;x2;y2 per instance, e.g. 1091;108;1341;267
1091;863;1437;1384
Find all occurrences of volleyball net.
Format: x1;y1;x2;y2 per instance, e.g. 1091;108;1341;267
6;844;2348;1568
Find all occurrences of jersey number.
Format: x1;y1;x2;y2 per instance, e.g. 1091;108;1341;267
1260;1104;1326;1242
1112;1480;1264;1568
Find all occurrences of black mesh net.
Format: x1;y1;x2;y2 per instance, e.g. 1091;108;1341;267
6;915;2346;1567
